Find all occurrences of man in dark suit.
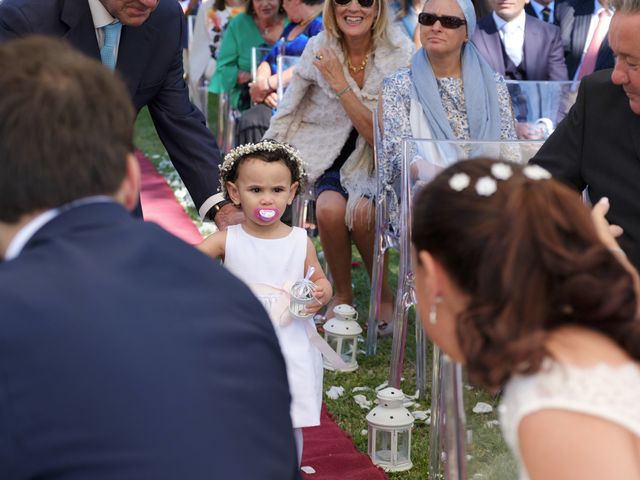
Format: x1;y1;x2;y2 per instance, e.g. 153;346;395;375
531;1;640;271
0;0;240;228
0;36;300;480
472;0;568;80
555;0;614;79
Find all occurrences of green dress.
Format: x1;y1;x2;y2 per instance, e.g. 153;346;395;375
209;13;286;110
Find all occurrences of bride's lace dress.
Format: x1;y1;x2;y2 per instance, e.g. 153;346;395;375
498;359;640;480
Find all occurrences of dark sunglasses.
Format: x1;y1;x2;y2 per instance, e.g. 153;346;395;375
334;0;375;8
418;12;467;29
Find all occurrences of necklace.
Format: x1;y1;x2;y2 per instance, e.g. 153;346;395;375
347;53;369;73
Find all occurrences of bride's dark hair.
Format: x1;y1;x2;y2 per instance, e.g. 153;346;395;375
412;158;640;390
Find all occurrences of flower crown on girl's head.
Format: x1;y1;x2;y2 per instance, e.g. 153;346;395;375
219;139;308;198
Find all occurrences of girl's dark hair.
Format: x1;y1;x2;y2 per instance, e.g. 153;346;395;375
412;158;640;390
246;0;286;18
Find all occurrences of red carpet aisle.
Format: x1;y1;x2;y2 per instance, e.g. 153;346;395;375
137;151;386;480
136;152;203;245
301;405;387;480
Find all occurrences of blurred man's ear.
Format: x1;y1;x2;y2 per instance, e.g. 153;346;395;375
117;153;141;211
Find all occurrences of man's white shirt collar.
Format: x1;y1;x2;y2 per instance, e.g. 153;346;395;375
493;10;527;32
88;0;117;29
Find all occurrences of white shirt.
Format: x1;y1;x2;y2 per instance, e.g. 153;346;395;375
494;10;527;66
88;0;121;62
3;197;115;261
529;0;555;22
573;0;613;80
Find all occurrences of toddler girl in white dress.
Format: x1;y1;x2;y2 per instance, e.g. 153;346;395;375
198;140;332;465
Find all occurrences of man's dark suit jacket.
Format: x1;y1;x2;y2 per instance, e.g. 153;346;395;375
0;0;221;214
555;0;614;79
472;13;569;80
0;202;300;480
531;69;640;270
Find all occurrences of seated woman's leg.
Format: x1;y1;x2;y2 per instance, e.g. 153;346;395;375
350;197;394;323
316;190;353;316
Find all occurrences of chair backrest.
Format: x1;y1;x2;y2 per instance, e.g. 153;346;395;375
397;139;544;480
276;54;301;102
505;80;578;140
251;46;273;82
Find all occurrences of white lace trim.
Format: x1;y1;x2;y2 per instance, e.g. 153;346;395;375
499;359;640;479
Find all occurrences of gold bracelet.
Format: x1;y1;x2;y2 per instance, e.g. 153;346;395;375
336;85;352;98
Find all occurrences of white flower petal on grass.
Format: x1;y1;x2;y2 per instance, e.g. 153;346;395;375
403;400;416;408
361;429;368;436
472;402;493;414
353;394;372;409
523;164;552;180
412;410;430;421
352;386;371;393
406;389;420;400
301;466;316;474
491;162;513;180
475;177;497;196
449;173;471;191
325;386;345;400
485;420;500;428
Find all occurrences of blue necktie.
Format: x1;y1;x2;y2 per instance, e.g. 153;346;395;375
100;21;122;70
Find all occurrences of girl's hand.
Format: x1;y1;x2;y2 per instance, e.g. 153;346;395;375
312;47;348;93
305;286;329;314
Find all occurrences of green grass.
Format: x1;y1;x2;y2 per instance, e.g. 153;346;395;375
134;98;515;479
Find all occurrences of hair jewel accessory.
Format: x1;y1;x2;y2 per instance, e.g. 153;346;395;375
254;207;280;222
490;162;513;180
475;176;497;196
522;165;551;181
219;139;307;196
449;173;471;191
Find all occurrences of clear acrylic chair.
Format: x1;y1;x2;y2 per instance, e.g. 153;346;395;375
394;139;543;479
505;80;578;140
365;108;401;356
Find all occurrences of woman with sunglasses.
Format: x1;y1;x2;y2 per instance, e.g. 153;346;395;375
379;0;517;198
265;0;413;323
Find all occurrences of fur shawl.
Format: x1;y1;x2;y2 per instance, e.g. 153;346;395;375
264;27;413;227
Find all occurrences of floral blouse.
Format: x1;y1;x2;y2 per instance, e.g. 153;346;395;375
380;67;517;227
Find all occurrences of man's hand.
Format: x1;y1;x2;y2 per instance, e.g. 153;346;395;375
214;203;244;231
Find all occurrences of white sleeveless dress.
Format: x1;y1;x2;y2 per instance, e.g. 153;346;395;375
224;225;323;428
499;359;640;480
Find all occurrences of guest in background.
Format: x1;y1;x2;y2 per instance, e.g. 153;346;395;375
210;0;287;112
265;0;413;325
471;0;568;80
380;0;517;251
390;0;423;48
0;0;230;226
235;0;324;145
531;0;640;271
412;158;640;480
188;0;245;113
555;0;614;80
0;36;300;480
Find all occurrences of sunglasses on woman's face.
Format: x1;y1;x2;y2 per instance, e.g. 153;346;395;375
334;0;375;8
418;12;467;29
